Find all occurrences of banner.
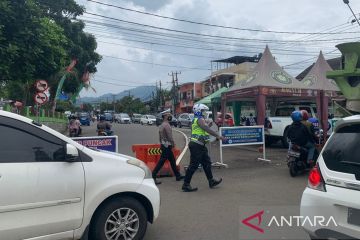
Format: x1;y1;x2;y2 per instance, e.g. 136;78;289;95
72;136;118;153
221;127;264;146
216;126;268;167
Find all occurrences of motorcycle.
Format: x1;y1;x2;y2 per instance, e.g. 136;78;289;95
97;129;113;136
287;130;323;177
69;128;81;137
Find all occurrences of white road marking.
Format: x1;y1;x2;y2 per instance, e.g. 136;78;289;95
173;129;189;165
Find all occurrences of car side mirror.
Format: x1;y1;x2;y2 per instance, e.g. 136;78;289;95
66;144;79;162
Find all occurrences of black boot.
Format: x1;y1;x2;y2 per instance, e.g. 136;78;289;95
209;178;222;188
182;183;198;192
176;175;185;181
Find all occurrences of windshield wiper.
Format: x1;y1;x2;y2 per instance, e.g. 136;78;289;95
340;161;360;167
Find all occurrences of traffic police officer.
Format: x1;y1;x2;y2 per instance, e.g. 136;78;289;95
152;109;184;184
182;104;225;192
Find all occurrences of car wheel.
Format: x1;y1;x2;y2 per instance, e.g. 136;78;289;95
141;122;143;125
178;122;182;128
89;197;148;240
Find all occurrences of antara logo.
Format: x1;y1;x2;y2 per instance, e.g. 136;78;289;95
241;210;338;233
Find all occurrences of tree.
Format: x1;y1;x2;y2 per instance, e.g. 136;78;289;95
0;0;101;105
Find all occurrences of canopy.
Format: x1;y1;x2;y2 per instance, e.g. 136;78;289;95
301;51;340;92
196;87;228;106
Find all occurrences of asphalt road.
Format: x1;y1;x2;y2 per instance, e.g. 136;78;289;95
81;122;311;240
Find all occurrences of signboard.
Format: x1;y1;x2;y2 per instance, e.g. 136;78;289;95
221;127;264;146
34;92;48;105
35;80;49;92
72;136;118;153
217;126;268;167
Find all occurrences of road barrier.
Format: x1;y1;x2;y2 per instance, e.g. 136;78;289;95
132;144;181;177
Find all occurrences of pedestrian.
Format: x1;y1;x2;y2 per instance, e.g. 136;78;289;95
246;113;257;126
152;109;184;185
182;103;225;192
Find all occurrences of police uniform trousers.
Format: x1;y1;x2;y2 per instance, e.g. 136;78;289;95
184;141;213;184
152;145;180;178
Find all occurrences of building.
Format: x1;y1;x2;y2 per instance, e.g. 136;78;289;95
176;82;202;113
201;56;259;97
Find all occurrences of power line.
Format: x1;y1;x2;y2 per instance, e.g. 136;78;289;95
86;0;360;35
84;20;341;53
93;78;155;87
101;54;210;71
84;12;360;43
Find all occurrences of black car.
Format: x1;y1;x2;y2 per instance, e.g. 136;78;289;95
156;113;178;127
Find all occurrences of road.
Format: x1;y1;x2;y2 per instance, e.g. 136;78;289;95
81;122;310;240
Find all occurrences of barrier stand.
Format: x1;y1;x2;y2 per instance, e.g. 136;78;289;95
132;144;181;177
216;125;271;168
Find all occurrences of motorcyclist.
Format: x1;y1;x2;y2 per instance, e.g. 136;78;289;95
287;111;316;166
97;115;112;136
69;115;80;137
300;110;317;143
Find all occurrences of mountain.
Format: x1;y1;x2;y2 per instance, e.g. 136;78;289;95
77;85;156;104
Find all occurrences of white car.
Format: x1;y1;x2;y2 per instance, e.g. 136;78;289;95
140;115;156;125
0;110;160;240
300;115;360;240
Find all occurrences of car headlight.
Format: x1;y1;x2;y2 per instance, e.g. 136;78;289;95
127;159;152;179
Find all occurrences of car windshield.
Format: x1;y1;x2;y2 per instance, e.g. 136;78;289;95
148;115;156;119
322;124;360;177
121;113;130;118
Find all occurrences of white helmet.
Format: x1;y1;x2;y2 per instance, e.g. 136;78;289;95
193;103;209;116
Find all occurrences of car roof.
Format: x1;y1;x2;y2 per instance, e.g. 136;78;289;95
334;115;360;132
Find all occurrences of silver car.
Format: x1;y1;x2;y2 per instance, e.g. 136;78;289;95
177;113;194;128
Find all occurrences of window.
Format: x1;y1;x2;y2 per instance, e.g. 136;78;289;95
275;107;295;117
322;124;360;179
0;125;66;163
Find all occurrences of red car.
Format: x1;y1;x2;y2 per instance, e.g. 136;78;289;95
216;112;234;127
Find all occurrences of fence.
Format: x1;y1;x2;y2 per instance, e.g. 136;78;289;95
2;104;67;124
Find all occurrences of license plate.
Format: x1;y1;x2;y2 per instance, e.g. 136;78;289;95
288;151;300;157
348;208;360;227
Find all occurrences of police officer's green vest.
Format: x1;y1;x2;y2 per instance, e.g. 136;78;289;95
191;117;210;143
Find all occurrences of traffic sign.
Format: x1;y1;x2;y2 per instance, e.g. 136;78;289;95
35;80;48;92
34;92;48;105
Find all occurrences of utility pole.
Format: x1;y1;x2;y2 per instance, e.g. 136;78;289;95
343;0;360;27
168;71;181;114
112;95;115;113
159;80;162;111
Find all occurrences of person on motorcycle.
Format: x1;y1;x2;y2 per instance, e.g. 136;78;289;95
97;115;112;136
300;110;317;143
69;115;80;137
287;111;316;166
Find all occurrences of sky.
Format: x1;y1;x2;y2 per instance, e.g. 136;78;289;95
75;0;360;97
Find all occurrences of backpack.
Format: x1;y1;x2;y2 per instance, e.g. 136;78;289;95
287;122;309;146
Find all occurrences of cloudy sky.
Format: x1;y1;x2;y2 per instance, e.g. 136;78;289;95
75;0;360;97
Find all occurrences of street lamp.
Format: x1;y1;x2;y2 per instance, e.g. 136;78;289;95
343;0;360;27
